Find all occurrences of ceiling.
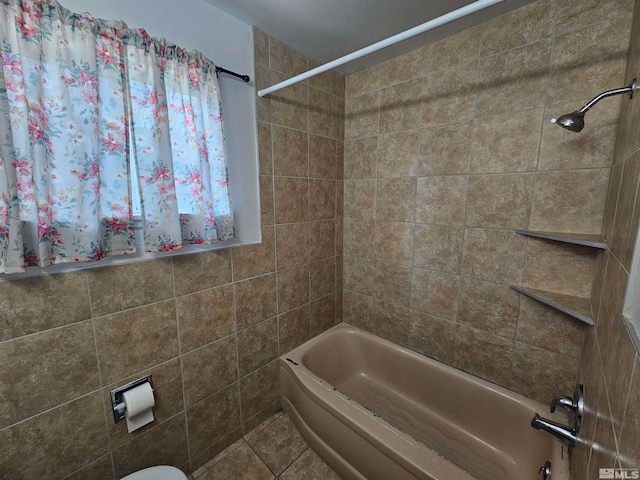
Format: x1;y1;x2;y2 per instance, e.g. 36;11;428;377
202;0;538;75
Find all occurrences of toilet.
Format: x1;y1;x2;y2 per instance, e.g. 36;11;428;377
121;466;188;480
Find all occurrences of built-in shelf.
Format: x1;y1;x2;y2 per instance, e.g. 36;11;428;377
510;286;595;326
516;230;607;249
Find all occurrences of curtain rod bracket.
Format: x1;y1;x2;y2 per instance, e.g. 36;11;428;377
215;66;250;83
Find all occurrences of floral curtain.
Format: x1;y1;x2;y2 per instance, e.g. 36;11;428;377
0;0;235;273
0;0;133;273
126;31;235;252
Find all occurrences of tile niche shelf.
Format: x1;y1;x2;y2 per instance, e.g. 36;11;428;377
510;229;607;327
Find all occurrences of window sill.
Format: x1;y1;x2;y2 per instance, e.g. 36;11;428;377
0;218;255;281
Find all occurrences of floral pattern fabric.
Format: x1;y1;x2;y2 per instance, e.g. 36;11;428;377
127;32;235;252
0;0;134;273
0;0;235;272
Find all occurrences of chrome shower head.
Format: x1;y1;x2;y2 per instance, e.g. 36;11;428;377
552;78;636;133
551;111;585;132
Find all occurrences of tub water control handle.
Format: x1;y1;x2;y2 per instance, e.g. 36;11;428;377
539;461;551;480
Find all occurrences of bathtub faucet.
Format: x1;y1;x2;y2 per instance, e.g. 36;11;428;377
531;413;577;447
550;395;574;414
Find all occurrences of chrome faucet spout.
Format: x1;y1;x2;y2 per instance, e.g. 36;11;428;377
550;395;574;414
531;413;577;447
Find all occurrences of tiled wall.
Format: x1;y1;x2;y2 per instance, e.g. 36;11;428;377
342;0;633;404
571;0;640;477
0;31;344;480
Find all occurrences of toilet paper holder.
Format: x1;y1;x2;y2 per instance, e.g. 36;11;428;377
110;375;154;424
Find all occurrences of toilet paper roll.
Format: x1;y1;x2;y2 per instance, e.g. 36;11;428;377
123;382;155;433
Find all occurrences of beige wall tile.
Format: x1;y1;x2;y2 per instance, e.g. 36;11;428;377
523;238;598;298
95;300;178;384
336;141;344;180
618;359;640;468
182;337;237;407
113;414;189;479
344;255;376;297
540;97;620;171
457;278;520;339
345;91;379;140
257;121;272;175
470;108;543;174
404;313;457;364
187;385;240;457
269;37;307;76
516;297;584;358
253;27;269;68
342;290;373;329
63;454;114;480
344;179;376;219
465;173;535;229
255;64;271;123
345;65;379;99
377;130;420;178
379;49;421;89
276;223;309;270
529;168;610;234
479;0;554;57
87;259;174;317
308;58;341;97
410;268;459;320
587;402;618;477
309;134;337;179
555;0;634;35
0;392;109;479
239;360;279;422
0;271;90;342
235;274;277;330
309;179;336;220
259;176;275;226
477;40;551;116
272;126;308;177
416;175;468;226
238;318;278;377
603;162;624;242
310;257;335;300
548;18;632;105
453;325;515;387
177;285;234;353
344;137;377;179
103;359;184;449
373;260;412;307
611;152;640;265
376;177;416;221
232;226;276;281
461;228;527;284
374;221;414;265
419;123;472;175
274;177;309;224
172;249;232;296
309;220;335;261
413;224;464;274
418;25;481;75
310;294;337;337
270;71;308;131
308;88;338;139
0;321;99;429
279;305;310;354
421;61;477;126
511;342;579;404
379;79;422;133
277;265;310;313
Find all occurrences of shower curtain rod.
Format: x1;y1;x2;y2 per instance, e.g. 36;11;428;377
257;0;503;97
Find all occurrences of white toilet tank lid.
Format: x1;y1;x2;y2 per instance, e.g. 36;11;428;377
120;466;188;480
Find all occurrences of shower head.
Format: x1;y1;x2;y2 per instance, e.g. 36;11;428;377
551;111;585;132
551;78;636;133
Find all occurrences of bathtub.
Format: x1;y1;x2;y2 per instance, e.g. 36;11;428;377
279;323;569;480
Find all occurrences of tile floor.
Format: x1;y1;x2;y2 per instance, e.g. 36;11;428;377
191;411;343;480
